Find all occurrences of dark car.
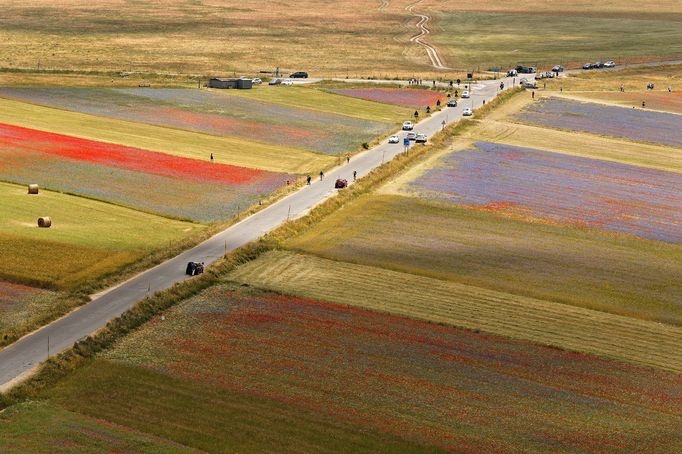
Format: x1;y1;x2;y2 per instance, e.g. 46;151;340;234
290;71;309;78
583;63;593;70
447;99;458;107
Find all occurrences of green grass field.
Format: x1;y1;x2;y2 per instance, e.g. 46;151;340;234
432;11;682;69
0;97;333;174
229;250;682;374
0;401;196;453
0;181;202;289
224;86;413;123
285;194;682;326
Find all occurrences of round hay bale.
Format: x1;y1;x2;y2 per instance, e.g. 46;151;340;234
37;217;52;228
28;184;39;194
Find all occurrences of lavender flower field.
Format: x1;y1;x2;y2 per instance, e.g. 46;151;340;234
408;142;682;243
0;88;394;155
517;97;682;148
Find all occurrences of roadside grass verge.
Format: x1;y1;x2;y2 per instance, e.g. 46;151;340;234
286;194;682;325
0;97;332;174
228;250;682;374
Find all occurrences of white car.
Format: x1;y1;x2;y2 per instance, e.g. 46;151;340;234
252;78;262;84
281;79;294;86
462;108;473;117
604;61;616;68
388;135;400;144
268;78;282;85
415;133;427;143
461;90;470;98
402;121;414;130
407;132;417;141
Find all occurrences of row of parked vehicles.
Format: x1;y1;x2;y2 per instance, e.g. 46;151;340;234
583;61;616;70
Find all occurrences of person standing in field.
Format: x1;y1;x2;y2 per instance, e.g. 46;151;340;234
532;91;535;100
210;153;214;162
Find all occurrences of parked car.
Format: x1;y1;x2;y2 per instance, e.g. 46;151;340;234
595;61;604;68
523;81;538;89
551;65;564;73
252;78;262;84
461;90;470;98
447;99;458;107
334;178;348;189
281;79;294;86
402;121;414;130
388;135;400;143
415;133;427;143
582;63;593;70
462;108;473;116
604;61;616;68
407;132;417;141
268;78;282;85
544;72;555;78
535;73;544;80
290;71;309;78
507;69;518;77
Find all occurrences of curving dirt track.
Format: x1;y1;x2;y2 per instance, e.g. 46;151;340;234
378;0;389;11
406;0;449;70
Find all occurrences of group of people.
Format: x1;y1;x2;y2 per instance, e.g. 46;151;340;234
307;168;357;185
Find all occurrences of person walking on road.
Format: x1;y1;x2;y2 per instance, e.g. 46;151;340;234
346;155;350;164
532;91;535;100
306;175;311;185
319;171;324;181
353;170;357;181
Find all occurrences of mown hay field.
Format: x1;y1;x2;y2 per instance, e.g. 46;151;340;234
0;87;407;155
406;142;682;243
12;284;676;452
286;195;682;325
568;90;682;114
0;97;331;174
0;181;201;289
229;251;682;374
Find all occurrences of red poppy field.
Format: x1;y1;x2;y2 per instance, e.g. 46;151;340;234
0;122;291;222
330;88;446;108
45;285;682;453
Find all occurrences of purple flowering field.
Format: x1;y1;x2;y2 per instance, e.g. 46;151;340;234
408;142;682;243
517;97;682;148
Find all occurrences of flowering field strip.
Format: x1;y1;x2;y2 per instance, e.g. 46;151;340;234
0;181;202;289
285;195;682;325
573;91;682;114
407;142;682;243
0;97;332;174
0;402;193;453
231;251;682;373
328;88;446;108
0;122;278;186
0;280;60;334
474;119;682;174
0;149;280;222
516;97;682;148
0;87;398;155
54;283;681;452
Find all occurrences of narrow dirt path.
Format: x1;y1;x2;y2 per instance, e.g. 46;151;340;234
378;0;390;11
405;0;449;70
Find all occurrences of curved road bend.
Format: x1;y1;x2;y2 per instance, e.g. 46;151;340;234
0;76;516;391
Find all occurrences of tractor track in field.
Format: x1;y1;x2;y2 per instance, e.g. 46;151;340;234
378;0;389;11
406;0;449;70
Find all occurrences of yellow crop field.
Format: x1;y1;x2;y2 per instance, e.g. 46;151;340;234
229;251;682;374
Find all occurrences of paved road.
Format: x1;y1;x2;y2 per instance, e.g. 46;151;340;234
0;76;516;391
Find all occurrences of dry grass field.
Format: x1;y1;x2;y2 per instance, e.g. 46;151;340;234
229;251;682;374
0;1;680;75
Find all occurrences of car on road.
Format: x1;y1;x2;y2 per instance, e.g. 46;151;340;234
604;61;616;68
415;133;427;143
402;121;414;130
595;61;604;68
461;90;470;98
535;73;544;80
582;63;594;70
407;132;417;141
447;99;458;107
523;81;538;89
507;69;518;77
281;79;294;86
252;78;262;84
388;135;400;143
462;108;473;116
290;71;309;78
552;65;564;73
268;78;282;85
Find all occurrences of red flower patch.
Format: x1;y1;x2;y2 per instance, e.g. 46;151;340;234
0;122;271;185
